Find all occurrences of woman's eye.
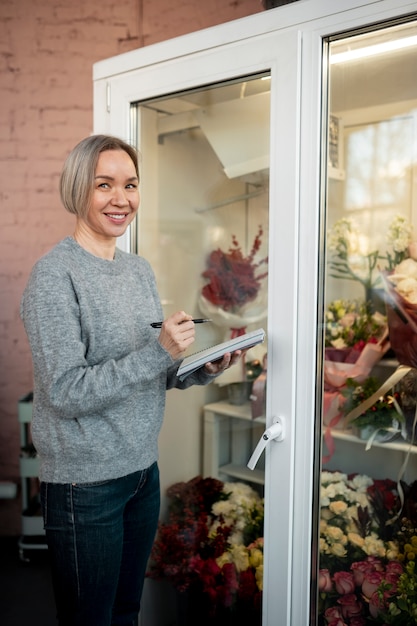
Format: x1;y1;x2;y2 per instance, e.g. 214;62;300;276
98;183;110;189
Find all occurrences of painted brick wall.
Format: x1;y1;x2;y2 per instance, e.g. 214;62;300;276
0;0;264;534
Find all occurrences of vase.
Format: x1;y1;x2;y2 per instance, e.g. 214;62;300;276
227;381;252;405
355;424;399;444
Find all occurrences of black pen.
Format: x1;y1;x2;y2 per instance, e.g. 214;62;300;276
150;318;212;329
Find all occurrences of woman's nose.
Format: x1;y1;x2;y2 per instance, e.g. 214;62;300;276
111;188;129;205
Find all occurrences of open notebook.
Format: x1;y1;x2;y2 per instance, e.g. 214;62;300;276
177;328;266;381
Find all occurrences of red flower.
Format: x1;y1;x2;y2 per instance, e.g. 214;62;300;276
337;593;364;619
334;571;355;595
350;560;374;587
201;226;268;312
361;571;385;599
147;475;264;617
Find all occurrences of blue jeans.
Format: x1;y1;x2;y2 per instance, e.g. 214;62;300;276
40;463;160;626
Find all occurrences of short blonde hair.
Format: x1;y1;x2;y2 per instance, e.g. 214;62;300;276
59;135;139;218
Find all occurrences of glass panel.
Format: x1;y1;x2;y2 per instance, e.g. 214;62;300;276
131;75;269;626
319;20;417;626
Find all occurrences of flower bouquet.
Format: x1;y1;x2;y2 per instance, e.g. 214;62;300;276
199;226;268;387
319;471;417;625
327;217;381;293
327;214;413;296
199;226;268;334
341;377;405;446
322;300;389;457
147;476;264;625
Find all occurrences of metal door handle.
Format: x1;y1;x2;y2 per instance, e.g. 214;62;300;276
247;417;285;470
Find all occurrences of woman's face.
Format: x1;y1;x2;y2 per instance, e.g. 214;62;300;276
82;149;139;240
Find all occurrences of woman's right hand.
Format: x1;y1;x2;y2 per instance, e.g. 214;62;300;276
158;311;196;359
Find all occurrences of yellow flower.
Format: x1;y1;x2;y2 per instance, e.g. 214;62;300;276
386;541;400;560
321;508;333;521
255;564;263;591
347;532;365;548
326;526;346;543
216;552;232;568
330;543;347;558
329;501;348;515
363;535;386;557
249;548;263;569
229;544;250;572
320;538;328;553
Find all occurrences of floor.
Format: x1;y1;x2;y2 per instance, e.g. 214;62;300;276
0;536;57;625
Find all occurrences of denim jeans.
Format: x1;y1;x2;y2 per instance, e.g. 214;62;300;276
40;463;160;626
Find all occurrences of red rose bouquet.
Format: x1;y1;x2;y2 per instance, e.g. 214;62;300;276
199;226;268;334
201;227;268;312
147;476;264;622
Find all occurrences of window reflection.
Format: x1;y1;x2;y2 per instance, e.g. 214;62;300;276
344;116;414;212
319;18;417;626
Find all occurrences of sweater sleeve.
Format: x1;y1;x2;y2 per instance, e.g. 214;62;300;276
21;259;175;419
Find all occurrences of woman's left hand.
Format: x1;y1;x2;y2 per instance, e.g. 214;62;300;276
204;350;244;375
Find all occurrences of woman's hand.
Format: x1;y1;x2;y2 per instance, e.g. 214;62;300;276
158;311;195;360
204;350;244;375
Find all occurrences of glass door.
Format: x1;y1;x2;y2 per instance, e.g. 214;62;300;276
132;76;270;625
319;18;417;626
94;23;302;625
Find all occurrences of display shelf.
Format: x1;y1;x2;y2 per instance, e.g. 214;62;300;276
203;400;265;486
17;392;47;561
330;428;417;453
219;463;265;485
204;400;266;423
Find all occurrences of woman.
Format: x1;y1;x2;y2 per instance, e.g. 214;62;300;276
20;134;242;626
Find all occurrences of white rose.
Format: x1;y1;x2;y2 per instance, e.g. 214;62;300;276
394;258;417;279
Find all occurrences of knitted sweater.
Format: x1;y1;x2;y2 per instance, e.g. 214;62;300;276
21;237;214;483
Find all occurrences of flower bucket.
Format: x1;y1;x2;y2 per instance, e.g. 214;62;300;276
354;423;400;444
227;381;252;405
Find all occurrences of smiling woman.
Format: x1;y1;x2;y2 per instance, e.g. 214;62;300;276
19;134;244;626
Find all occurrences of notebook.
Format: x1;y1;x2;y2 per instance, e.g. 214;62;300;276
177;328;266;381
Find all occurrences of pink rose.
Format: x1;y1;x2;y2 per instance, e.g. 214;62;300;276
324;606;343;622
384;572;400;594
327;620;347;626
386;561;403;576
350;560;373;586
369;590;385;619
319;569;333;592
365;556;384;571
337;593;363;619
349;618;366;626
334;571;355;595
362;571;384;599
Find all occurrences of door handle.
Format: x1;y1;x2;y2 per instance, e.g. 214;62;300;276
247;417;285;470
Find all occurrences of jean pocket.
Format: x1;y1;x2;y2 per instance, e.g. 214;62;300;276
72;478;115;488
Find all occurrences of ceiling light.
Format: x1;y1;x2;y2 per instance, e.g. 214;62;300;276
330;34;417;64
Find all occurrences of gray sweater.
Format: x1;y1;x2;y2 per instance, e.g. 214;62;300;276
21;237;214;483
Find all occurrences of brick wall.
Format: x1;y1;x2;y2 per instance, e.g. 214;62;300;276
0;0;263;535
